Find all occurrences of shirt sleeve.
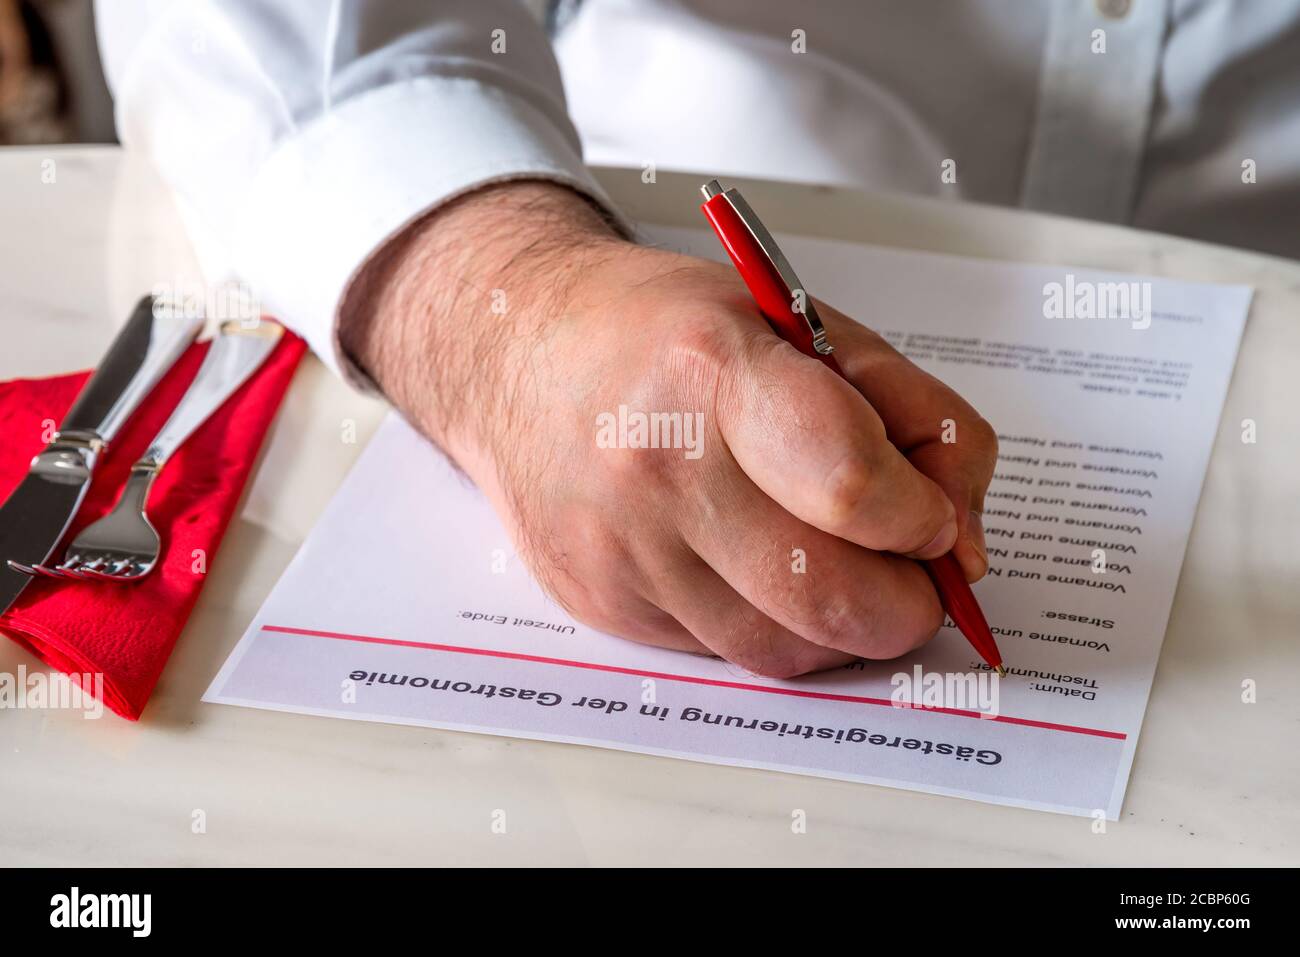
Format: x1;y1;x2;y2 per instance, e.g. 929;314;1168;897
95;0;618;388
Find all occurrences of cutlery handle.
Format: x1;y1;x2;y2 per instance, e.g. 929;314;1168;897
141;319;284;467
60;296;204;447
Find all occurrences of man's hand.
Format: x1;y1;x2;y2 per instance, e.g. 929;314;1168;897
340;182;997;678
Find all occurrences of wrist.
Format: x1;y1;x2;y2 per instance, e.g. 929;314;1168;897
338;180;625;462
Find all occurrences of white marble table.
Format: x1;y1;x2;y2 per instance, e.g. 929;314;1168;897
1;147;1297;866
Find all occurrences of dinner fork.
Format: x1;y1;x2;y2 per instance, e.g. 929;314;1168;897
15;319;283;582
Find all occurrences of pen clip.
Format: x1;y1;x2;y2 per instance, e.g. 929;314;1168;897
700;179;834;356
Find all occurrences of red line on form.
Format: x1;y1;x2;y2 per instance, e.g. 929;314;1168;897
261;624;1127;740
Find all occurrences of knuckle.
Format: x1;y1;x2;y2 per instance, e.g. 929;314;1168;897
664;323;740;392
806;590;864;651
769;570;865;653
820;454;879;531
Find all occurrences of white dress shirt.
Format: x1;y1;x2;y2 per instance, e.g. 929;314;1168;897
96;0;1300;385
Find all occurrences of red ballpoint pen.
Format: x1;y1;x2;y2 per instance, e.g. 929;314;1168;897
699;179;1006;676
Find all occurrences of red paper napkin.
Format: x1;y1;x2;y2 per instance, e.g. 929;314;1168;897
0;329;306;719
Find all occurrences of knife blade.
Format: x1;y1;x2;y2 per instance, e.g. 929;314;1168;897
0;296;203;615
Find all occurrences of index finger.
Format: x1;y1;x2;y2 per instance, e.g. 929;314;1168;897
820;305;1000;580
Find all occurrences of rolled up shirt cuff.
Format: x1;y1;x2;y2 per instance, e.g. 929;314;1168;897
230;76;622;391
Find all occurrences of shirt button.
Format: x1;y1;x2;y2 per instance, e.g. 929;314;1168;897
1096;0;1132;18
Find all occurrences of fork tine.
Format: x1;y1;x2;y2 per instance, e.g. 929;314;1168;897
32;564;74;579
55;562;92;579
81;565;123;582
7;560;80;581
93;563;138;581
31;447;166;586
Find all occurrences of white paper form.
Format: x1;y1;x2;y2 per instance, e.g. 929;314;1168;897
205;226;1251;818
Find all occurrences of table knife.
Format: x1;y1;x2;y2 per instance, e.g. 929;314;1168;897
0;296;203;615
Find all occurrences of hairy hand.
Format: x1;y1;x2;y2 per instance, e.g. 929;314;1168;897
341;182;996;678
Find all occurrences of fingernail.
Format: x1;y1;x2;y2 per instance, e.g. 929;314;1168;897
912;519;958;560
